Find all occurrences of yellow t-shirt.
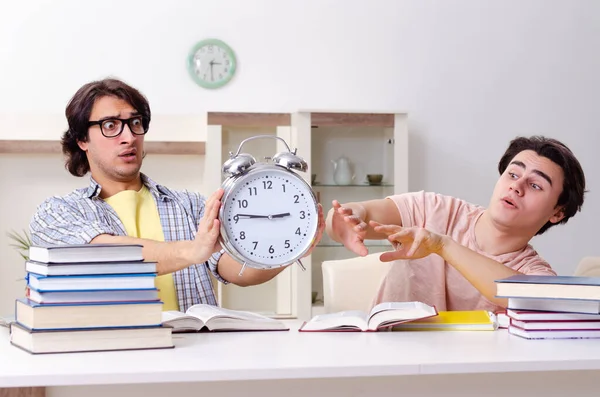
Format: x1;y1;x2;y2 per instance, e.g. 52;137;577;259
104;185;179;311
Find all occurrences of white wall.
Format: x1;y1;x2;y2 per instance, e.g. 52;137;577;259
1;0;599;314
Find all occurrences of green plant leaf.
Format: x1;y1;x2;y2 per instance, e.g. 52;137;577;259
6;229;31;261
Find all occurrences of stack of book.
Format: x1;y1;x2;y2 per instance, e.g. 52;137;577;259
9;243;173;354
495;274;600;339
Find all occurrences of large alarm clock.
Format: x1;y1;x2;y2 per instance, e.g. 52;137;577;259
219;135;319;275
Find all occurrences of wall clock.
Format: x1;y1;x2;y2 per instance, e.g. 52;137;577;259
187;38;237;89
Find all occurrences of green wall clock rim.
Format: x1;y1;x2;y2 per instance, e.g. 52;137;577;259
187;38;237;89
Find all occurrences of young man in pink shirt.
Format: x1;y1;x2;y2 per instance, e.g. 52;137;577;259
325;136;586;311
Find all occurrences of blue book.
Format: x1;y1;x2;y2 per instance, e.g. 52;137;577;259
27;272;156;292
25;259;157;276
27;287;160;304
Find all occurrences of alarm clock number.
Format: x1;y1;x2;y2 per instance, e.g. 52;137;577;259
223;170;318;268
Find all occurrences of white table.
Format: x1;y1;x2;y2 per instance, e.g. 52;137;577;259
1;321;600;397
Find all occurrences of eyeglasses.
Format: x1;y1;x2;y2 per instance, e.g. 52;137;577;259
88;116;149;138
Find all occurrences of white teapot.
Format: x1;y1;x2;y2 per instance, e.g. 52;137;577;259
331;156;354;185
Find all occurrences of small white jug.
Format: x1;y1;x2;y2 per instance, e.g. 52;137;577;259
331;156;354;185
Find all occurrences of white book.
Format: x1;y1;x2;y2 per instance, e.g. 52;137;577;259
507;309;600;321
507;297;600;314
298;301;438;332
10;323;173;354
509;325;600;340
161;304;289;332
28;244;144;264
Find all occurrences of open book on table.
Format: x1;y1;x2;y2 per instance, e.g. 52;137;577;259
298;301;438;332
161;304;289;332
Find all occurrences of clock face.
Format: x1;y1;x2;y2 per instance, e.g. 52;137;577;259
219;167;319;269
187;39;236;89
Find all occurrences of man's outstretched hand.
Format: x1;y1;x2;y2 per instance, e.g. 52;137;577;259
370;221;445;262
329;200;369;256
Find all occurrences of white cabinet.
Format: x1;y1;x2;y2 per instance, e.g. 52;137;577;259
205;111;408;321
292;112;409;318
204;113;309;319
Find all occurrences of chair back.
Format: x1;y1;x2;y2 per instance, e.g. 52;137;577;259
322;253;391;313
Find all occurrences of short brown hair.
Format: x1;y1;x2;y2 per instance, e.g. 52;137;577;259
61;78;151;176
498;136;586;235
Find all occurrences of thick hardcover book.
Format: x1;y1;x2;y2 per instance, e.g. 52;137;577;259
10;322;173;354
15;298;163;330
495;275;600;300
162;304;289;332
298;301;438;332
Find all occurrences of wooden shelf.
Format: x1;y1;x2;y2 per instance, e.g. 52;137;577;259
0;140;205;155
207;112;291;127
310;112;395;128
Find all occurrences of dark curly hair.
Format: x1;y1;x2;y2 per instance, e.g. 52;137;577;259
497;136;586;235
61;78;151;177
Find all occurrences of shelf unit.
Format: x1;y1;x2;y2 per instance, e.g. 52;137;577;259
204;112;308;319
294;111;408;318
204;111;408;321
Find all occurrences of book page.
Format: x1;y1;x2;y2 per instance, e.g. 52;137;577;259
161;310;192;322
368;301;428;319
184;304;287;331
186;304;278;323
161;310;204;331
367;301;437;330
301;310;369;331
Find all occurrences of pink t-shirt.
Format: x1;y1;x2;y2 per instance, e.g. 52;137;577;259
372;191;556;312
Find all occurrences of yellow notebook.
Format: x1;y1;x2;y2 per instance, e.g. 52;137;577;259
392;310;498;331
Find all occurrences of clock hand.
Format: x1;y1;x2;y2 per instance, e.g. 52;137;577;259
234;213;291;219
236;214;269;219
270;212;291;218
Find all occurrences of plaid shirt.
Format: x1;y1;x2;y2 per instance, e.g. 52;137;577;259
29;173;226;312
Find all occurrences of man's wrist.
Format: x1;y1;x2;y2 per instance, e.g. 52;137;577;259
178;240;198;265
325;208;338;242
437;234;453;260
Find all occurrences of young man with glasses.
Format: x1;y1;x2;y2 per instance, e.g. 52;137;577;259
30;78;324;312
